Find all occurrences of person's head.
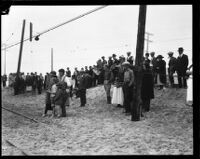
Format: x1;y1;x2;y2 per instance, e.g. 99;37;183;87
67;67;69;70
35;72;37;75
145;53;149;58
122;61;130;70
50;71;57;77
75;67;77;71
81;68;84;71
156;55;164;61
127;52;131;56
108;56;112;60
89;66;92;69
150;52;155;57
101;56;105;60
85;66;88;70
52;77;59;85
112;54;117;59
168;52;174;57
58;69;65;77
178;47;184;54
27;73;29;75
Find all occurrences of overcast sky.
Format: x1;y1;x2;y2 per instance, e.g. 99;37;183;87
1;5;192;75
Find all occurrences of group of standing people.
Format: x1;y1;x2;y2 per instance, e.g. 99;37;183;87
4;72;44;95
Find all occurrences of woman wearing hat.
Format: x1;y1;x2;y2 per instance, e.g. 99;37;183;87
155;55;167;90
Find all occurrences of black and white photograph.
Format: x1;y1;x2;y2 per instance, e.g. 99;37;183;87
1;4;193;156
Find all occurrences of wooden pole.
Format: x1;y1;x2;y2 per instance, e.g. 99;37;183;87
131;5;147;121
17;19;26;75
51;48;53;71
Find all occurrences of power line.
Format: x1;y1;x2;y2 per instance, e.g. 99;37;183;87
1;5;108;51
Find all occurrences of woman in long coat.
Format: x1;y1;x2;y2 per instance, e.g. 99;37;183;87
155;55;166;90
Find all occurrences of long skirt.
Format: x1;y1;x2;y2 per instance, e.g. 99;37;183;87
156;74;164;85
111;86;124;105
186;76;193;105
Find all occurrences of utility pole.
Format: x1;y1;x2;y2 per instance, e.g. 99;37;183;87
17;19;26;75
131;5;147;121
51;48;53;71
145;32;153;53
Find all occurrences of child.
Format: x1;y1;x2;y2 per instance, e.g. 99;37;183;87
50;80;58;117
54;82;68;117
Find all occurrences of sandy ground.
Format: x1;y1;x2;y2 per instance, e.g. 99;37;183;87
1;85;193;155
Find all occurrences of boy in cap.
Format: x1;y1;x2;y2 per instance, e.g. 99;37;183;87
168;52;177;87
176;47;188;88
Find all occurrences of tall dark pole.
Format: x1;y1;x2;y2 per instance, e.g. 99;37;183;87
131;5;147;121
17;19;26;75
51;48;53;71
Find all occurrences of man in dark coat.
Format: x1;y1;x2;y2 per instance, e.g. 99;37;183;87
127;52;134;65
78;71;87;107
108;56;113;69
112;54;120;65
176;47;189;88
66;67;71;77
101;56;107;66
144;53;150;65
155;55;166;90
150;52;157;84
141;62;154;115
168;52;177;87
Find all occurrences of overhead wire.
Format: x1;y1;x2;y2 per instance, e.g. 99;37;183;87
1;5;108;51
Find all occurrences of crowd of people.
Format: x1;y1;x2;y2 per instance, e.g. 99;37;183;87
1;47;193;118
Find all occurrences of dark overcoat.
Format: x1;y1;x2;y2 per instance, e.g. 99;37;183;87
155;60;166;84
141;69;154;100
176;54;189;76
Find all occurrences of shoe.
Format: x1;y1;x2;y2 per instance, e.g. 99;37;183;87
80;105;85;107
125;112;131;116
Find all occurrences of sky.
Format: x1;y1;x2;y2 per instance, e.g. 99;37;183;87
1;5;192;76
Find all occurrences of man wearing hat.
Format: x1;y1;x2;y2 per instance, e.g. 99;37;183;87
66;67;71;77
101;56;107;66
112;54;120;65
155;55;166;90
126;52;134;65
144;53;150;65
150;52;157;84
108;56;113;69
168;52;177;87
122;61;134;115
58;68;72;116
77;70;87;107
176;47;188;88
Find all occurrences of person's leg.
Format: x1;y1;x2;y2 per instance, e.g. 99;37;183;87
61;103;66;117
83;89;86;105
80;89;84;106
177;72;182;88
145;99;150;112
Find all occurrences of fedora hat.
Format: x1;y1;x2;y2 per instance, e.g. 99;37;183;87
168;52;174;55
178;47;184;51
157;55;164;59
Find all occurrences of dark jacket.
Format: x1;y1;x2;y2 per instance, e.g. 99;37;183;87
151;57;157;71
54;88;68;106
168;56;177;73
78;75;87;90
176;54;189;75
108;59;113;68
141;69;154;100
155;59;166;84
